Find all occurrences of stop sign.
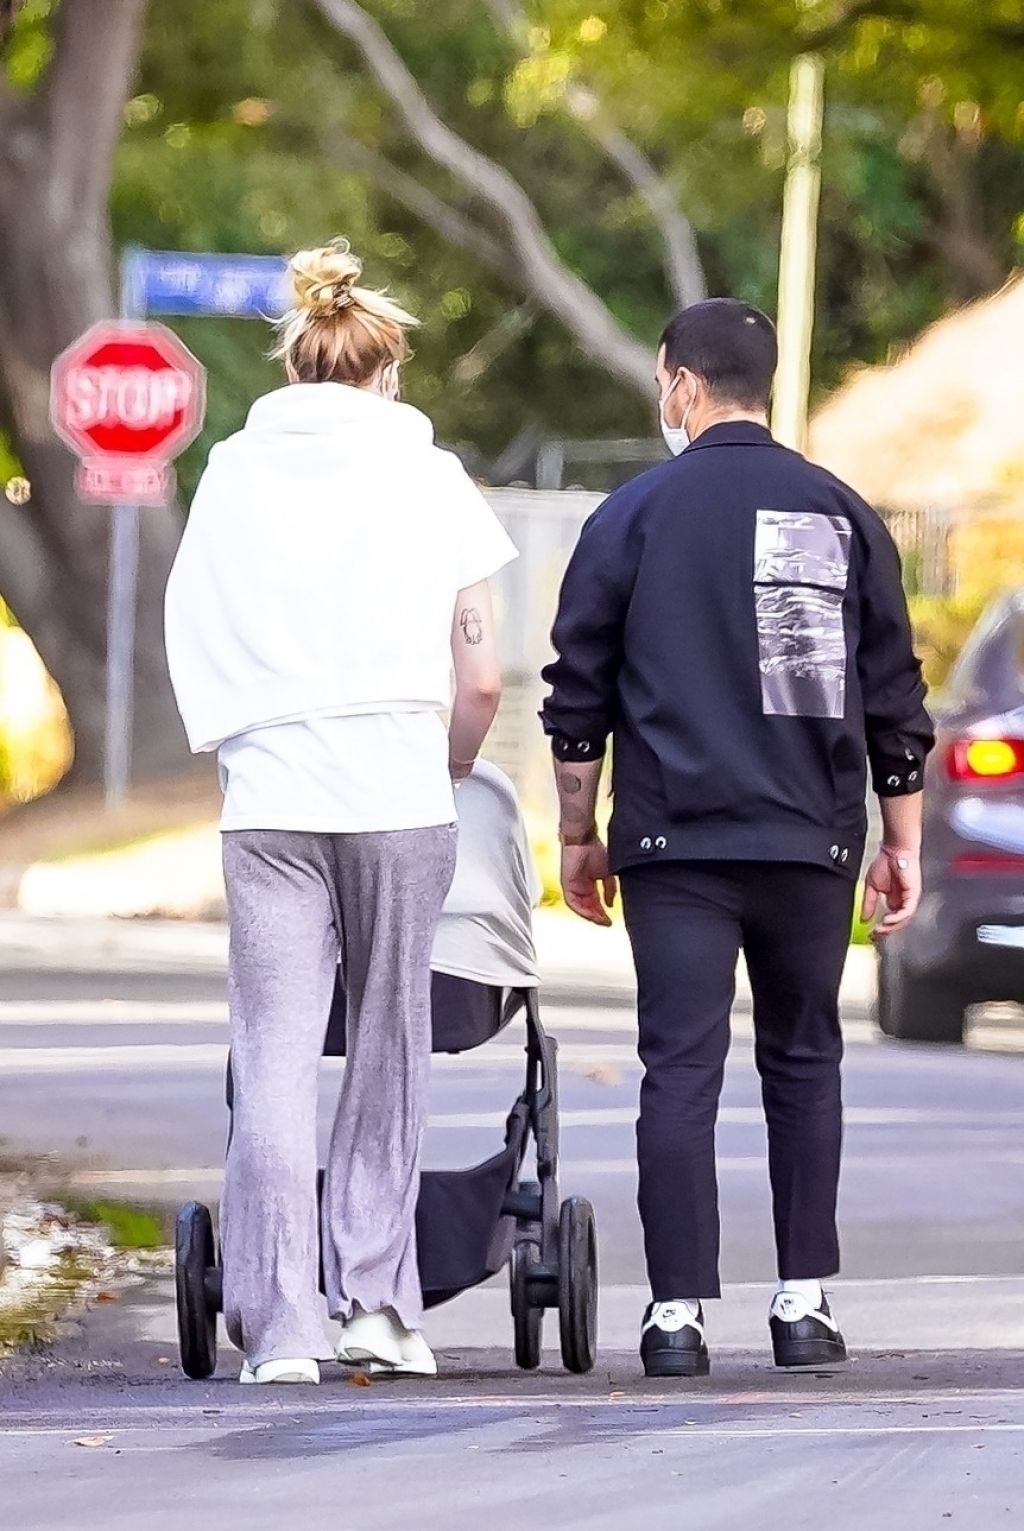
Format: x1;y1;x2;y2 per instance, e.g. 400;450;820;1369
50;321;206;504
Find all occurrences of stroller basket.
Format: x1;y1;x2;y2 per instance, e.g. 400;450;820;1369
418;1104;528;1307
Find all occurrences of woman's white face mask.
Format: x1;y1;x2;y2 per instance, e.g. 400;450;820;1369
659;372;696;456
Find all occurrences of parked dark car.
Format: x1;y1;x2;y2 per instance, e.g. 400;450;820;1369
875;590;1024;1044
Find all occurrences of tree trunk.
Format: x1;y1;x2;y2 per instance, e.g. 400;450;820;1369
0;0;192;786
921;126;1005;302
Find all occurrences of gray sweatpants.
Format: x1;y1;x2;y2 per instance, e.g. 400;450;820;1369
220;826;456;1368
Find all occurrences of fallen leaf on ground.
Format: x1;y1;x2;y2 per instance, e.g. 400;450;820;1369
94;1292;120;1304
349;1372;371;1388
584;1065;623;1087
73;1436;112;1449
156;1356;171;1365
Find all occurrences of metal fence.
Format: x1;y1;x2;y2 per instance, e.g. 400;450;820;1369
533;437;665;492
882;500;1024;599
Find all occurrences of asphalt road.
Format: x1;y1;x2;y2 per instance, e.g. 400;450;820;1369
1;915;1023;1528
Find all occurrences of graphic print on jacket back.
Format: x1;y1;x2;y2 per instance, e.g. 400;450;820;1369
754;510;852;720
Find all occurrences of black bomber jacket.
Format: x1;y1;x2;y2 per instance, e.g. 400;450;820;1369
540;422;935;879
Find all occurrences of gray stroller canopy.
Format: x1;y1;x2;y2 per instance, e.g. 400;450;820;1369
430;759;540;990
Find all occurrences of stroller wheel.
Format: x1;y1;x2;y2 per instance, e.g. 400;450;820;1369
510;1239;544;1370
558;1197;598;1374
175;1202;218;1380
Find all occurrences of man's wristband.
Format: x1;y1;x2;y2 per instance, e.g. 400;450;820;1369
559;825;598;848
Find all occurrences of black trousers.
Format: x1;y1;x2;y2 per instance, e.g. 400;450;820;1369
620;860;856;1300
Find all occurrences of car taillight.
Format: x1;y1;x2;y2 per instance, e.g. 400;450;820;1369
953;852;1024;874
948;737;1024;781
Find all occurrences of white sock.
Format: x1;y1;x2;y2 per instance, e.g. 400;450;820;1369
777;1278;823;1307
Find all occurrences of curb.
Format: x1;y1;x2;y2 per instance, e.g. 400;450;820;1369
0;909;877;1007
8;824;227;923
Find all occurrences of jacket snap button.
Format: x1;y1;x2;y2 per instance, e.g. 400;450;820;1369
840;848;849;863
640;837;653;852
579;741;591;754
829;844;839;860
655;836;667;850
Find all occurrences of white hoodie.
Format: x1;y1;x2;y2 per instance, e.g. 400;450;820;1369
164;382;516;755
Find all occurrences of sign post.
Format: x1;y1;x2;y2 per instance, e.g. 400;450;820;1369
50;313;206;806
107;263;142;811
104;501;140;809
50;248;287;805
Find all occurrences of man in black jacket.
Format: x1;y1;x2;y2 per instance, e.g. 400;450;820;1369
541;299;934;1378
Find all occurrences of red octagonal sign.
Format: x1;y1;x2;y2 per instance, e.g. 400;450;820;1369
51;321;206;505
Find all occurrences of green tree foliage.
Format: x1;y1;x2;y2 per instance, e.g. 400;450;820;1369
512;2;1024;365
116;0;668;498
20;1;1024;495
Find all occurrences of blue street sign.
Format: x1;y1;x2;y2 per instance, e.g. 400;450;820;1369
121;249;290;320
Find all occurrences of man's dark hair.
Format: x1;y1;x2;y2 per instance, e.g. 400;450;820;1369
659;298;778;410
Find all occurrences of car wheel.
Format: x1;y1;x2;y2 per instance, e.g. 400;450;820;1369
875;947;966;1044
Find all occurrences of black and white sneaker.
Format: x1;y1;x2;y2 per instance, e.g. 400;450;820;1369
769;1290;847;1368
640;1302;710;1378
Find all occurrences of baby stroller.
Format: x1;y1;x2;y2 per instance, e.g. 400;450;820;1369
175;760;599;1377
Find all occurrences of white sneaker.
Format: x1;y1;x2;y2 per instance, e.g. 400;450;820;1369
239;1357;320;1385
369;1327;438;1378
335;1307;404;1369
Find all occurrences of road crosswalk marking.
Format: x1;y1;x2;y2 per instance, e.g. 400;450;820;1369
69;1142;1024;1192
2;1000;1020;1052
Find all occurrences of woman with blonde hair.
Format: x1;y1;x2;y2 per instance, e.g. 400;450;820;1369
165;239;516;1385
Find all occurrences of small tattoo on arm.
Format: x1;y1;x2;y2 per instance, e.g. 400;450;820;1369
460;607;483;645
561;774;583;795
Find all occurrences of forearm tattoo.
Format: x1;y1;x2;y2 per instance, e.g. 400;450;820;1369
557;770;592;829
460;607;483;645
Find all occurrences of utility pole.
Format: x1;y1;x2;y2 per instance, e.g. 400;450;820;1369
772;52;825;452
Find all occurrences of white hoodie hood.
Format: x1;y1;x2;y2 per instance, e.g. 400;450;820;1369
164;383;516;753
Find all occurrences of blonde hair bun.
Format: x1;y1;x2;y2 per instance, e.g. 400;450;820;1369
271;234;418;385
289;237;363;314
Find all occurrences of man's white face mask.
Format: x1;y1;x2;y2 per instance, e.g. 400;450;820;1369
659;372;695;456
